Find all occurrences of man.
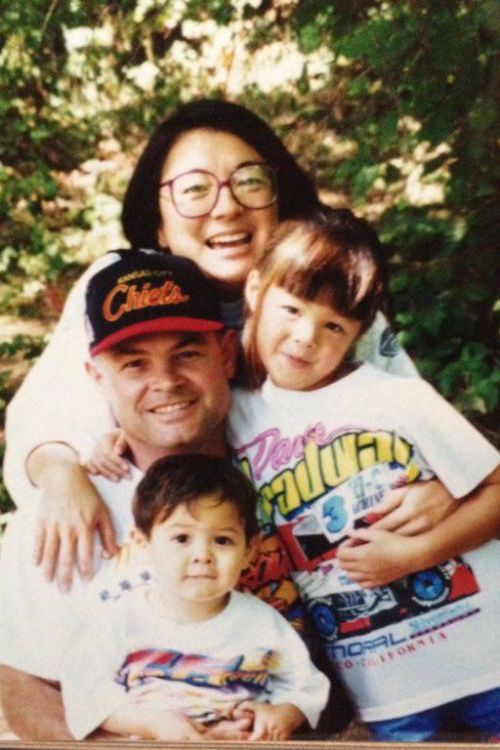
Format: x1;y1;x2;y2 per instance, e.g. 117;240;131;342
0;252;242;740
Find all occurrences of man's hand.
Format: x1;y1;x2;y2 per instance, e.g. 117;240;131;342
203;716;252;740
102;706;206;741
372;479;459;536
233;701;305;741
29;444;118;591
150;711;207;741
337;527;423;587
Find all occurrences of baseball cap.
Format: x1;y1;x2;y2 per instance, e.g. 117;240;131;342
86;250;224;356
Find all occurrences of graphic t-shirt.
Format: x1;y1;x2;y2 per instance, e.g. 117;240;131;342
228;364;500;721
61;589;329;739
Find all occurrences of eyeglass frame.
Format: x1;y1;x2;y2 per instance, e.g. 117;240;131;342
159;162;278;219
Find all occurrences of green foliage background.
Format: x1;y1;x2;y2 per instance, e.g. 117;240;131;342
1;0;499;513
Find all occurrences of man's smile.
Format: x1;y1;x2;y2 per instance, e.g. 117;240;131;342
148;399;197;416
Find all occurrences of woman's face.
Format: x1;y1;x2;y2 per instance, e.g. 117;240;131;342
158;129;279;297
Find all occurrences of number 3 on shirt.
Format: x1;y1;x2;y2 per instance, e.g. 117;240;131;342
322;494;347;534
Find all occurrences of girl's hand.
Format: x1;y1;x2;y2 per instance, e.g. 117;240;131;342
234;701;305;741
33;455;118;591
337;527;423;587
371;479;459;536
83;429;130;482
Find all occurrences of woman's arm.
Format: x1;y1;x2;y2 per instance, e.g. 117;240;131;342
354;311;419;378
3;253;118;507
27;443;118;590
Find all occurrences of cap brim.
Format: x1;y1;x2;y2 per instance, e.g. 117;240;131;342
90;317;224;356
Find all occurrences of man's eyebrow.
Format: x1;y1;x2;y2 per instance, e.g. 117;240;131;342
112;332;208;355
171;332;209;349
112;342;146;355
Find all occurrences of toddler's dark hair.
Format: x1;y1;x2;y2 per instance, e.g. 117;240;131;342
133;454;259;540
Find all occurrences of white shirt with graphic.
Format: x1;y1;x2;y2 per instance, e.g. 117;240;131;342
228;363;500;722
61;589;329;739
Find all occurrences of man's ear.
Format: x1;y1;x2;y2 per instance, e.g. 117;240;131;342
219;329;239;380
243;534;261;569
244;269;261;313
85;359;102;385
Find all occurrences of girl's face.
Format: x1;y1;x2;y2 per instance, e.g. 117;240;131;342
246;277;362;391
158;129;279;297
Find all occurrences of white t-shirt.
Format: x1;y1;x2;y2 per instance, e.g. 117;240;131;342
227;363;500;722
61;589;329;739
0;467;144;681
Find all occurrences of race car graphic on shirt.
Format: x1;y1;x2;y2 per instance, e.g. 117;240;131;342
299;557;480;642
277;462;414;573
237;427;482;646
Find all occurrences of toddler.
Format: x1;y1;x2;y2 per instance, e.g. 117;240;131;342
60;453;329;741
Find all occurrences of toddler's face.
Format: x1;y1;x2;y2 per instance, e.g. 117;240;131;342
253;284;362;391
147;495;253;617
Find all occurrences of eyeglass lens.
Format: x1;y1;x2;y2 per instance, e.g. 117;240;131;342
169;164;276;217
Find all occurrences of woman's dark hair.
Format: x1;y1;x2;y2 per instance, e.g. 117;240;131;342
122;98;318;249
133;454;259;541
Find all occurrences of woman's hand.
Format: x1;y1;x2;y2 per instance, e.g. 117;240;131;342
29;444;118;591
371;479;459;535
83;428;130;482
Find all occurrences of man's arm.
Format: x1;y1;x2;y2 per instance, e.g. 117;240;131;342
0;666;72;740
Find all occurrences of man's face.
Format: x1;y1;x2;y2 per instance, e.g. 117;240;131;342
87;330;236;468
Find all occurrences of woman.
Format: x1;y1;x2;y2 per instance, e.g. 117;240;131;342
5;97;451;599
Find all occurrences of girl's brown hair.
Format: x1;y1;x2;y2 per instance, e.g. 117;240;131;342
243;205;387;388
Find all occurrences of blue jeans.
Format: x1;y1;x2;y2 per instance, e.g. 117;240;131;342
367;687;500;742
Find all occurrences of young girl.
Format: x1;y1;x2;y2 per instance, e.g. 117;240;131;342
226;205;500;742
89;206;500;741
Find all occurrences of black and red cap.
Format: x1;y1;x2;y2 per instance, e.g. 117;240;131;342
85;250;224;356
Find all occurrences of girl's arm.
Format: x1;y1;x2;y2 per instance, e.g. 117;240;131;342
370;478;460;535
338;465;500;587
84;428;130;481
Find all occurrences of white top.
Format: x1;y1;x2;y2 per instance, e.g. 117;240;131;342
227;364;500;722
3;247;417;507
0;467;143;681
61;589;329;739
